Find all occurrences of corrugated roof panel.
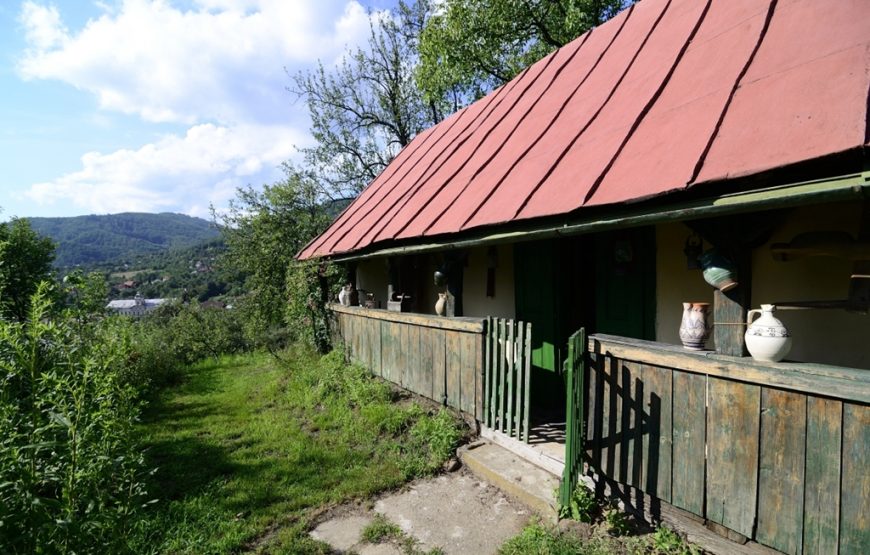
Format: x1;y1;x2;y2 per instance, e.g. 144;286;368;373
461;0;657;230
518;0;707;220
374;42;570;242
299;0;870;260
585;0;769;206
695;0;870;183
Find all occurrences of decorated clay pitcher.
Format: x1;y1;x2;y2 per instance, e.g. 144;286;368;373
745;304;791;362
679;302;711;350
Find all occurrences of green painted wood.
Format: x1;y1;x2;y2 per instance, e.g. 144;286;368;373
586;348;599;465
459;332;477;416
840;402;870;555
497;318;506;433
446;330;462;410
706;378;760;538
431;328;447;405
513;321;524;439
399;323;410;387
506;320;515;435
522;321;532;443
406;324;423;396
641;364;672;503
489;318;498;427
671;370;705;515
803;396;841;555
372;317;382;376
483;316;492;427
756;388;806;555
560;328;586;507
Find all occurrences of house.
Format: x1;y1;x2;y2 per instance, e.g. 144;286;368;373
106;294;170;318
299;1;869;553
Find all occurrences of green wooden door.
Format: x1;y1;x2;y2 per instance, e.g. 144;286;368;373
514;240;563;372
594;228;656;340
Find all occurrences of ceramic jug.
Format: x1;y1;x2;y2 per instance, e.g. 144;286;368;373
435;292;447;316
745;304;791;362
679;302;711;350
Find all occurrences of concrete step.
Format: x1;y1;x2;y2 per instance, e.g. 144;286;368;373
458;441;560;521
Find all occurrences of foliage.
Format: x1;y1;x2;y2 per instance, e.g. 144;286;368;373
652;526;699;555
289;0;454;202
418;0;630;103
559;482;598;522
128;347;466;553
285;260;344;353
0;217;55;322
27;212;219;268
604;505;631;537
498;522;589;555
216;170;336;348
119;302;249;393
0;283;150;554
361;514;403;544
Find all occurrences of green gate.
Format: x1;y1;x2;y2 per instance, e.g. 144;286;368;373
483;317;532;442
559;328;586;506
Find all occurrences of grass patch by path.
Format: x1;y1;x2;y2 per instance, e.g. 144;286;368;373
128;347;464;554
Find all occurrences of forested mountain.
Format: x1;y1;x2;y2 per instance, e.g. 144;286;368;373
27;212;220;268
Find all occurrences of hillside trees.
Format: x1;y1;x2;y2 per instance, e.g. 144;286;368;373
417;0;630;102
0;218;55;322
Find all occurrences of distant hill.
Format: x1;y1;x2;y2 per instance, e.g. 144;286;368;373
27;212;221;268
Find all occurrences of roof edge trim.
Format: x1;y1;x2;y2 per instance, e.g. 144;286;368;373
323;170;870;262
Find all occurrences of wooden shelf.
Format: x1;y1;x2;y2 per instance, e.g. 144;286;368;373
329;303;485;333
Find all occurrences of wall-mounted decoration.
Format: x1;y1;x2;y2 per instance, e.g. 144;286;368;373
699;249;738;291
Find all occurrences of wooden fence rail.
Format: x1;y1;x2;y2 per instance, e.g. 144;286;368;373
330;304;485;419
584;334;870;555
483;317;532;442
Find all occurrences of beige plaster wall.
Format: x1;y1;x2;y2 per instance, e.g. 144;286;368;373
751;202;869;369
655;223;715;348
462;244;516;319
355;258;390;308
656;203;870;368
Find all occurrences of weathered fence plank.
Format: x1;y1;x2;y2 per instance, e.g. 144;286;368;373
756;388;806;555
642;364;672;503
459;332;478;416
840;402;870;555
706;378;760;538
446;331;462;410
803;396;841;555
671;371;705;515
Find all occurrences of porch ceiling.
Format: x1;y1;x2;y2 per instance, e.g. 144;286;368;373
298;0;870;261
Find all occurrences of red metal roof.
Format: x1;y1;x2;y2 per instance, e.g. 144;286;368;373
299;0;870;260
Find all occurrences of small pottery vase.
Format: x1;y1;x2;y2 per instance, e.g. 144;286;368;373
338;285;350;306
679;302;711;350
435;292;447;316
745;304;792;362
698;250;738;292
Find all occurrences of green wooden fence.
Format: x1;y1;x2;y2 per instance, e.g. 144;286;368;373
559;328;586;507
584;334;870;555
484;317;532;442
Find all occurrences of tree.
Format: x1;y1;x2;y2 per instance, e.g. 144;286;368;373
417;0;630;103
0;218;55;322
288;0;456;203
215;168;336;348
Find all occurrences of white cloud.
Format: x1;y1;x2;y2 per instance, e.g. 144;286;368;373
23;123;309;217
17;0;374;125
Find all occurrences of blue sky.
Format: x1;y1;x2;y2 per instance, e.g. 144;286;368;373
0;0;393;219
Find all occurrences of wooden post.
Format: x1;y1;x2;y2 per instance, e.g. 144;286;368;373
714;251;751;356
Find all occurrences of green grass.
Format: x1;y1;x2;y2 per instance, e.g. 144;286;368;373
128;347;464;554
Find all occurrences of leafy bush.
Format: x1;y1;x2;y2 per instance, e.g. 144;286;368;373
285;260;344;353
498;522;587;555
652;526;699;555
0;283;151;553
559;482;598;522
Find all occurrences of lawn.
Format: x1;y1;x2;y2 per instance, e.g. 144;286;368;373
128;348;464;554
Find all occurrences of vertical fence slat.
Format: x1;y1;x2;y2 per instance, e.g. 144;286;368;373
497;318;506;433
513;321;524;439
484;317;492;427
522;322;532;443
506;320;515;437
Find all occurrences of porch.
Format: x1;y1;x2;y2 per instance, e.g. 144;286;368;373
332;304;869;555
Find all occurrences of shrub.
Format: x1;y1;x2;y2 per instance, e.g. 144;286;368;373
0;283;151;553
559;482;598;522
